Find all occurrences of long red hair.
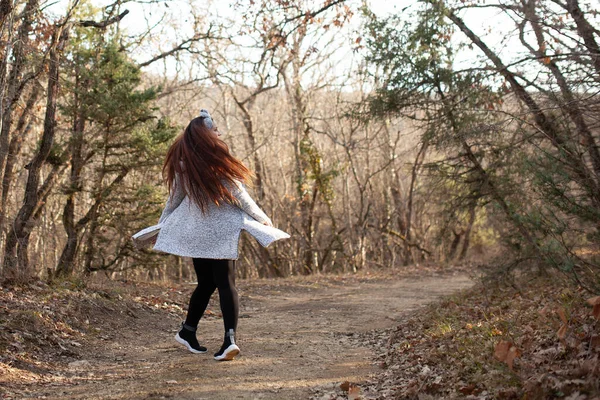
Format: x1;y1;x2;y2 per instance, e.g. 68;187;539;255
163;116;252;212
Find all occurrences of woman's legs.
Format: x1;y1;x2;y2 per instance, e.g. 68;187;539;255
184;258;218;328
211;260;240;361
177;258;240;360
211;259;239;332
176;258;216;354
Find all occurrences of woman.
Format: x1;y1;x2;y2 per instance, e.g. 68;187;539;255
151;109;289;361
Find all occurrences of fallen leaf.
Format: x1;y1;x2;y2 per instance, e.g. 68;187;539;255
494;340;520;370
494;341;510;360
557;324;568;340
459;384;476;395
587;296;600;306
587;296;600;320
348;385;361;400
557;307;568;324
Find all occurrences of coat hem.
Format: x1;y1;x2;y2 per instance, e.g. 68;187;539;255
153;229;242;260
152;246;240;260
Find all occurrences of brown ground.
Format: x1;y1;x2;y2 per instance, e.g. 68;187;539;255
1;271;473;399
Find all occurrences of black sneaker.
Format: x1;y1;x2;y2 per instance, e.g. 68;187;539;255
214;329;240;361
175;324;207;354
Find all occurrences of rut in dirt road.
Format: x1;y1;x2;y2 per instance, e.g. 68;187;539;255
18;273;473;400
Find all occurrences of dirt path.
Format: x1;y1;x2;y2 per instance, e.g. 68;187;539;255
18;273;473;399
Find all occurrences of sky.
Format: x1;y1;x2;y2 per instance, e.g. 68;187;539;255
43;0;519;63
43;0;592;87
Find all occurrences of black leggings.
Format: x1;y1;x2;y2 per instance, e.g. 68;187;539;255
184;258;239;332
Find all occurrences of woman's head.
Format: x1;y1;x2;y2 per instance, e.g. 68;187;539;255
163;110;252;211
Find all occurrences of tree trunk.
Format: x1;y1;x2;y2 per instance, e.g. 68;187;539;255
459;201;477;261
0;0;13;28
54;69;86;278
0;0;39;202
0;82;42;234
565;0;600;77
283;35;316;275
447;229;462;261
234;98;265;201
3;24;68;281
404;140;427;265
54;168;129;277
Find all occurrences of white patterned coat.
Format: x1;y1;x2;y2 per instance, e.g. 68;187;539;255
152;180;289;259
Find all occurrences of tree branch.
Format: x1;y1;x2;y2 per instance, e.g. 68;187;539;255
137;25;219;68
442;3;600;200
79;10;129;28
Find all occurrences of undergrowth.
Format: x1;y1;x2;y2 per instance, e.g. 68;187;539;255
372;274;600;399
0;278;183;397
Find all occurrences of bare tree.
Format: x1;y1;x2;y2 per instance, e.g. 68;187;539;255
3;22;70;280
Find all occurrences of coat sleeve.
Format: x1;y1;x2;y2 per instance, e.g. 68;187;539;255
158;175;185;224
229;181;272;225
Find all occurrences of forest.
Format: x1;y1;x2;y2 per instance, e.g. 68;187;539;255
1;0;600;398
0;0;598;288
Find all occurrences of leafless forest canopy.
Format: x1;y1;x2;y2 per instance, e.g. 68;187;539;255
0;0;598;291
